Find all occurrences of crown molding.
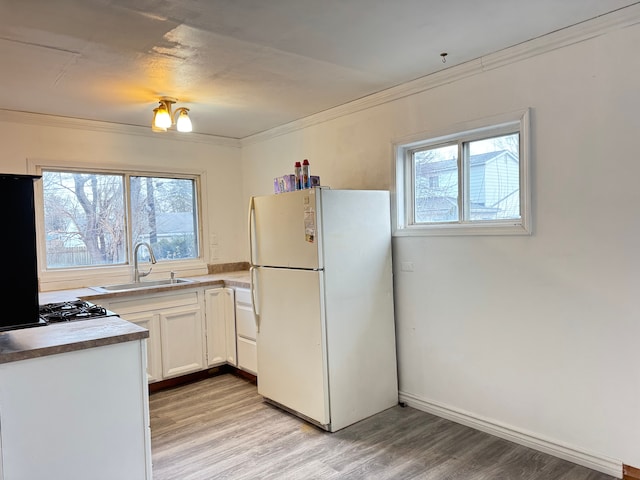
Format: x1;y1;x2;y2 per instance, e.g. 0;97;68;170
479;2;640;71
2;3;638;150
241;2;640;147
0;109;241;148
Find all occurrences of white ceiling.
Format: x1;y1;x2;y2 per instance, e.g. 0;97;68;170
0;0;637;139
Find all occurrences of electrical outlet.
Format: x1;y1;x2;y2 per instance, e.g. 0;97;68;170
400;262;414;272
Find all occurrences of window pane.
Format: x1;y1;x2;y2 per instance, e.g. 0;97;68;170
130;176;198;260
42;171;125;268
468;133;520;221
413;144;459;223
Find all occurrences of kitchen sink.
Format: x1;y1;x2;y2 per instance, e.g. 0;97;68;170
90;278;194;293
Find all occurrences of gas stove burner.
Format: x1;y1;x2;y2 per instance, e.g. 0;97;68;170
39;301;115;324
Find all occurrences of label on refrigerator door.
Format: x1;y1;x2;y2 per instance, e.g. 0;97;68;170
303;200;316;243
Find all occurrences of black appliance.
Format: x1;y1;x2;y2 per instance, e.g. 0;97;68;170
1;174;46;332
38;300;118;324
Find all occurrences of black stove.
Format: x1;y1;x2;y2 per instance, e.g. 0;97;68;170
39;300;117;324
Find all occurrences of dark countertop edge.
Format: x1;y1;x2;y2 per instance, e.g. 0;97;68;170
0;317;149;365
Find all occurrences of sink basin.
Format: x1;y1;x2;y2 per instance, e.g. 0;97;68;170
90;278;194;293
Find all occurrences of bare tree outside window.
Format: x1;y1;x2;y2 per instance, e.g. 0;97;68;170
42;170;199;269
131;176;198;261
43;171;125;267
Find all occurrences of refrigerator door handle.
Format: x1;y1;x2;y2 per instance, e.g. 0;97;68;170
248;196;255;267
249;265;260;332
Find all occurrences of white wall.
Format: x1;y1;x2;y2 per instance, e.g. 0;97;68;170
241;14;640;477
0;117;245;290
1;7;637;475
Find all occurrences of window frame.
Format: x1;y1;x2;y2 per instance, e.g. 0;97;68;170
28;159;209;290
393;109;531;236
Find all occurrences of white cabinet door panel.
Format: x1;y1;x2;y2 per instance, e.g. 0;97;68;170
235;287;257;374
122;311;161;383
224;288;237;366
237;337;257;375
204;287;236;367
204;288;226;366
160;305;205;378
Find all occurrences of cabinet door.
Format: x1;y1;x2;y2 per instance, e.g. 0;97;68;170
237;337;257;375
235;288;256;341
223;288;237;366
235;288;257;374
204;288;236;367
106;290;204;382
0;420;3;480
124;311;162;383
160;305;205;378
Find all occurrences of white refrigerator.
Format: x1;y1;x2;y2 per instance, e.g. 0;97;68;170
248;187;398;432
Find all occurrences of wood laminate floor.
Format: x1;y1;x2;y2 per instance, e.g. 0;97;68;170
150;374;616;480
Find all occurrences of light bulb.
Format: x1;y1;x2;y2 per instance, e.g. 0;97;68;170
151;108;167;132
154;104;172;129
176;109;192;132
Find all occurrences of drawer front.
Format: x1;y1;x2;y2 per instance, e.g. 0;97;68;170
235;287;252;306
237;336;257;375
236;303;256;340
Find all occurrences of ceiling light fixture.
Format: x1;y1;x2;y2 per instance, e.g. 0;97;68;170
151;97;192;133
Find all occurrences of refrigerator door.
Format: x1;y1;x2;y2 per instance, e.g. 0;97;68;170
250;189;322;269
255;266;330;427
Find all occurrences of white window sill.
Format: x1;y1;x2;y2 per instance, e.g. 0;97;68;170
393;222;531;237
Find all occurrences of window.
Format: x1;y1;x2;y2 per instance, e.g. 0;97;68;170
394;109;530;235
41;169;200;269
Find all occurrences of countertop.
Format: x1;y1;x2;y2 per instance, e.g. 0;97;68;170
0;316;148;365
39;271;251;304
2;271;250;365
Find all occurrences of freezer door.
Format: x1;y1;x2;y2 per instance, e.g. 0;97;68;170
255;267;330;426
250;189;322;269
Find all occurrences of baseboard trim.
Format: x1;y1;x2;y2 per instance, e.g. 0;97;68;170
148;365;256;394
399;391;622;479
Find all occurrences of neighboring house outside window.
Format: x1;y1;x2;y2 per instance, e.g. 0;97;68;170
394;109;530;236
416;150;520;223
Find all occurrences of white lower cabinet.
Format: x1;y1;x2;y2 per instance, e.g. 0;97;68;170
235;287;258;375
0;341;152;480
124;311;162;383
100;284;257;383
204;287;237;367
105;291;204;382
0;416;3;480
160;303;205;378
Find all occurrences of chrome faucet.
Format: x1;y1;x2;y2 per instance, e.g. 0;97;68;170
133;242;157;283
